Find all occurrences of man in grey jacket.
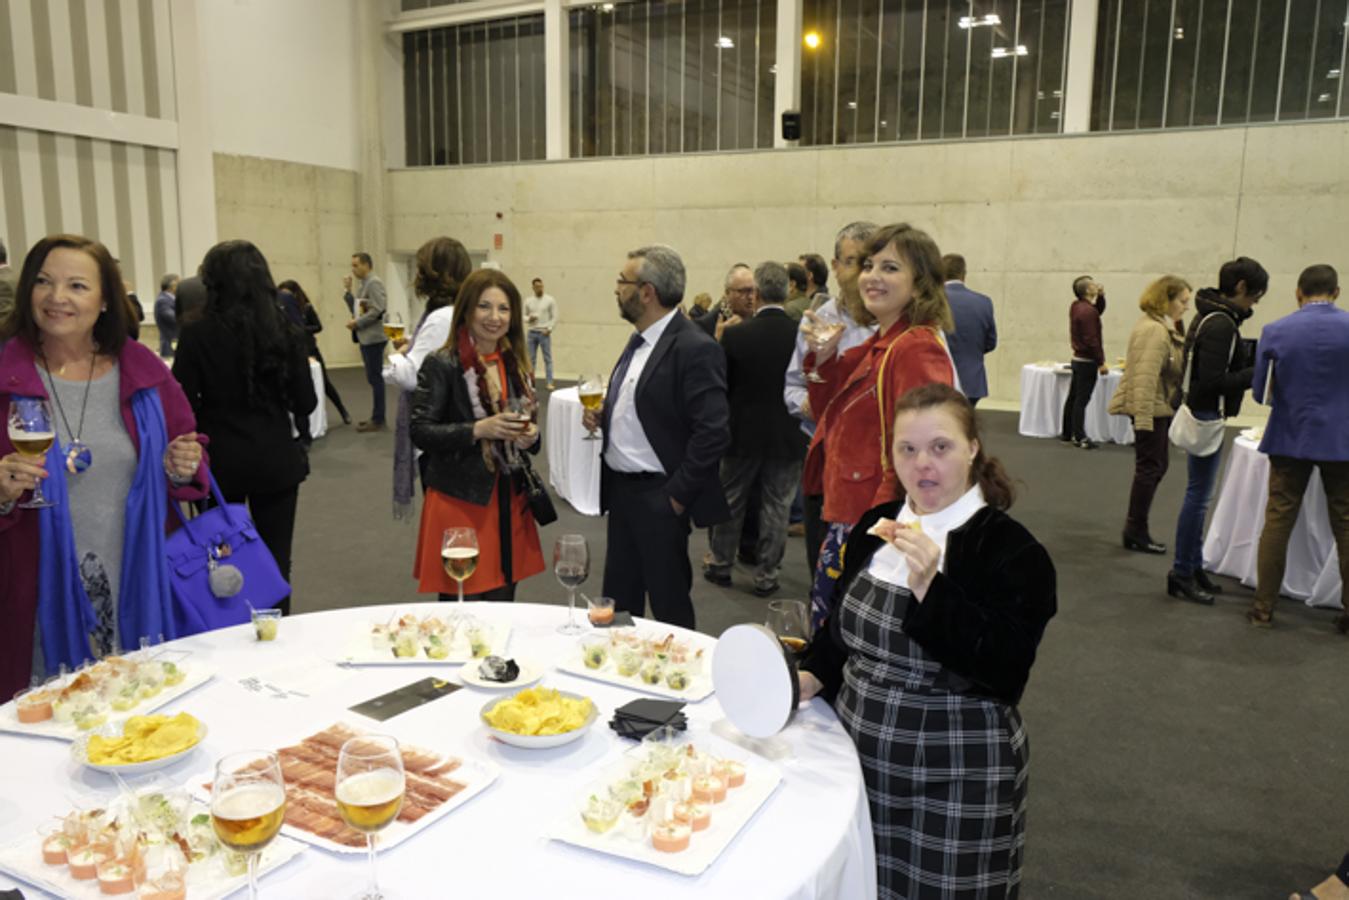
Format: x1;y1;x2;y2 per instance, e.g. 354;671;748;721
344;251;389;432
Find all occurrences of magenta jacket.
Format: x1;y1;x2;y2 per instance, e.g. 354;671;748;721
0;338;209;696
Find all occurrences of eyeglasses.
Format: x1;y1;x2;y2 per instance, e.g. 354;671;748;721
616;276;642;287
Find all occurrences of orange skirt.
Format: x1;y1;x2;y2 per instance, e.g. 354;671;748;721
414;478;545;595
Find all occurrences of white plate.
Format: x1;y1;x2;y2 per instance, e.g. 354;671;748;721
480;690;599;749
0;665;215;743
340;621;511;665
555;639;715;703
458;659;543;690
71;719;209;775
0;808;304;900
548;738;784;876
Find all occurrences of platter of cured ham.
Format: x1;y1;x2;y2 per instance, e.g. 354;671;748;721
197;722;499;854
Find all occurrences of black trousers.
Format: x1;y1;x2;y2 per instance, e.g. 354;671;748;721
602;474;695;629
1125;420;1172;539
312;346;349;420
1061;360;1098;441
214;479;300;617
804;493;827;575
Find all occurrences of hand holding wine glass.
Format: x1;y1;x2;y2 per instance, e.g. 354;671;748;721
336;735;405;900
802;310;845;383
441;527;479;604
210;750;287;900
577;374;604;441
554;534;589;634
766;599;811;660
6;398;56;509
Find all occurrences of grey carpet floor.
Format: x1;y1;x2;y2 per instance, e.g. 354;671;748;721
294;367;1346;899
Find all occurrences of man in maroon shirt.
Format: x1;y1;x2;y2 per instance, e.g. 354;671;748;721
1060;275;1108;449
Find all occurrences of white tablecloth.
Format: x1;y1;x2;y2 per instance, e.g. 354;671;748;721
1203;437;1343;609
0;603;874;899
547;387;602;516
308;358;327;439
1017;364;1134;445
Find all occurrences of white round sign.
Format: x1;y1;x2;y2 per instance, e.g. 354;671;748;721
712;623;799;739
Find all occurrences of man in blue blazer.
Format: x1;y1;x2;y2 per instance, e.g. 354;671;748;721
583;245;731;628
1248;264;1349;633
941;254;996;405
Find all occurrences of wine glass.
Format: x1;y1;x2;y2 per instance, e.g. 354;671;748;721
210;750;287;900
554;534;589;634
766;599;811;660
441;527;479;604
336;735;405;900
7;398;56;509
804;309;845;384
577;374;605;441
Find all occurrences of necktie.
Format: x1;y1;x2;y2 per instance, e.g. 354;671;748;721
603;331;646;429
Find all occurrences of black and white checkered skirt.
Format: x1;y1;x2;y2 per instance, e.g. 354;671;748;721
835;571;1029;900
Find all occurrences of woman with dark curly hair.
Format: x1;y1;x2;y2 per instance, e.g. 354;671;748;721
278;278;350;427
384;236;472;520
172;241;316;615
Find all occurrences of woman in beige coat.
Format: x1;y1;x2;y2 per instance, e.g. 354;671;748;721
1109;276;1191;553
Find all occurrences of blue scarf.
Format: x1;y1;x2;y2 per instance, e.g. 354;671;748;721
36;387;175;672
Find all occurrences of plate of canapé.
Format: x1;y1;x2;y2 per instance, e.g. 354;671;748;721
3;653;213;742
554;629;716;702
339;611;511;665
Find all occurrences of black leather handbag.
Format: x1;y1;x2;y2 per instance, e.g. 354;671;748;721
518;460;558;526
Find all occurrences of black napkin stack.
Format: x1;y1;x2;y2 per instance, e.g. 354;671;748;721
609;698;686;740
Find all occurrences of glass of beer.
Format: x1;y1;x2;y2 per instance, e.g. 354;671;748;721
210;750;287;900
554;533;589;634
7;398;56;509
336;735;405;900
382;315;406;344
577;373;604;441
441;527;479;604
766;599;811;660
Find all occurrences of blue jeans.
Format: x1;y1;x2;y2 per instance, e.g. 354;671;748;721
1172;437;1224;577
527;331;553;382
359;341;388;424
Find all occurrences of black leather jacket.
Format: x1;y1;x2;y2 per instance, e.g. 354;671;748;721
410;348;538;505
1184;289;1254;417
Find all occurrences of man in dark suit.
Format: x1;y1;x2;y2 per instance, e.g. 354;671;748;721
583;245;730;628
704;262;807;596
941;253;997;406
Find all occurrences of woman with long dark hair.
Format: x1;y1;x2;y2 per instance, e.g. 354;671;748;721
0;235;206;694
410;268;545;601
173;241;316;615
277;278;350;426
799;383;1057;899
383;236;472;520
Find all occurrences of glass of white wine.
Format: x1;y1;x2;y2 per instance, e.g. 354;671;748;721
554;533;589;634
7;398;56;509
210;750;287;900
804;309;845;384
577;373;604;441
441;527;479;604
336;735;405;900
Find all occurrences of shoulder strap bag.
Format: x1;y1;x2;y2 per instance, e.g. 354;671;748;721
1167;313;1237;457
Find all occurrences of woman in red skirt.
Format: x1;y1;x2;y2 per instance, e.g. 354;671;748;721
410;269;545;600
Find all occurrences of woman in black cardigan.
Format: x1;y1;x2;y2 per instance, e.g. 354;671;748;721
799;383;1056;900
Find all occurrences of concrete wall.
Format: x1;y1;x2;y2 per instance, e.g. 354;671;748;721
214;153;362;367
386;119;1347;408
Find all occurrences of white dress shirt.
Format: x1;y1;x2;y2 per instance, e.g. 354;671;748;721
866;485;987;591
604;308;679;474
382;305;454;391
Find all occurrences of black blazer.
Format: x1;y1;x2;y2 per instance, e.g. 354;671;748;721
601;311;731;528
410;349;540;506
718;307;807;460
801;501;1057;706
172;319;317;495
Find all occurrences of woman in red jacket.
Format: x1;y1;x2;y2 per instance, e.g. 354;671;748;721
804;222;956;626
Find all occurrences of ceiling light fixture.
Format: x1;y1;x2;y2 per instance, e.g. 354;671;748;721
958;14;1002;29
1174;26;1184;39
991;45;1029;58
803;31;822;49
716;36;735;49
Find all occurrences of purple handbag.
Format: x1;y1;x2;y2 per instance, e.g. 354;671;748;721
165;470;288;636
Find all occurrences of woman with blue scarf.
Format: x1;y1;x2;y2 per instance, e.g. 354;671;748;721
0;235;207;697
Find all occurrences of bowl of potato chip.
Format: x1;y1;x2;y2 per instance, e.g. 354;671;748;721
70;712;207;774
480;687;597;749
